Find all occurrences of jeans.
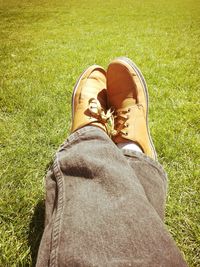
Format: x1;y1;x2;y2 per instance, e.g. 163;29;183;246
36;126;188;267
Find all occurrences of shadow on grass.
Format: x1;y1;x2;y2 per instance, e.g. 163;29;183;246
28;199;45;267
28;160;54;266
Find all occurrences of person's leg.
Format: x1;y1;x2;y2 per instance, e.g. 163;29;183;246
36;62;188;267
105;57;187;265
36;126;187;267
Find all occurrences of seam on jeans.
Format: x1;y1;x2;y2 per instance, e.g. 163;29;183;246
122;149;167;181
49;156;65;267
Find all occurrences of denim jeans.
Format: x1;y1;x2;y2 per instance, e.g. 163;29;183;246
36;126;188;267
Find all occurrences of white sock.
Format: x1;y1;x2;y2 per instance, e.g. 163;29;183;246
117;142;143;153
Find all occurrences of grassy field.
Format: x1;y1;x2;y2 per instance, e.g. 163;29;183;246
0;0;199;266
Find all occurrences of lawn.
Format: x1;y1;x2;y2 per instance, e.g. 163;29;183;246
0;0;199;266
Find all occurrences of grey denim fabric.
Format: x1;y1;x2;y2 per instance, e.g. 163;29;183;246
36;126;188;267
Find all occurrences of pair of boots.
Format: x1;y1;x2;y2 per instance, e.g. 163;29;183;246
71;57;157;160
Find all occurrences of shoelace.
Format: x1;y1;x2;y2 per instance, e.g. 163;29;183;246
88;100;143;137
88;98;115;136
113;104;143;136
113;108;130;136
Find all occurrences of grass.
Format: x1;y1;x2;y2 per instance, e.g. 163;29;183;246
0;0;199;266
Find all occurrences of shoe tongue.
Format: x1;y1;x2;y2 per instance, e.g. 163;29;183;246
80;71;107;111
81;71;106;98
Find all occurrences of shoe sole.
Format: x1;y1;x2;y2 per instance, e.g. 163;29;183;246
71;65;102;122
114;57;157;160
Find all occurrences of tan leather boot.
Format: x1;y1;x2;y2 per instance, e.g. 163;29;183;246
71;65;112;134
107;57;157;160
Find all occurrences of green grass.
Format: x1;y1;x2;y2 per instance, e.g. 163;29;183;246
0;0;199;266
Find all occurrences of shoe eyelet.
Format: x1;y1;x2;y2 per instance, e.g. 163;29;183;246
126;123;129;127
127;108;131;112
125;132;128;136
